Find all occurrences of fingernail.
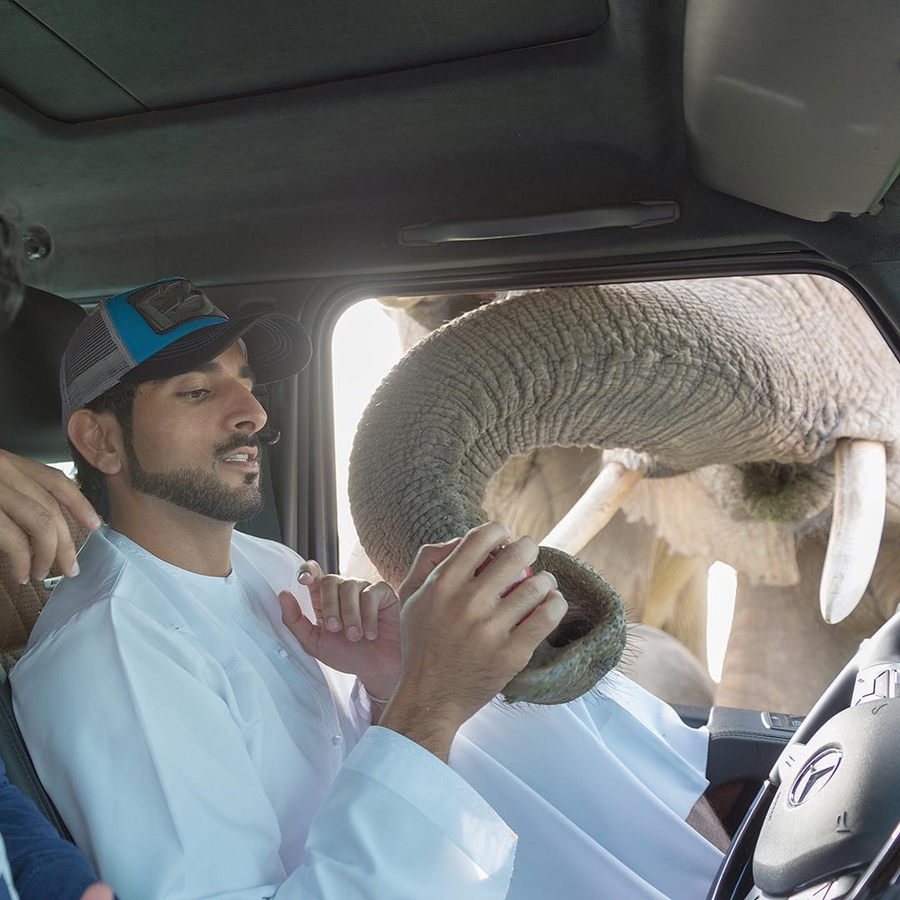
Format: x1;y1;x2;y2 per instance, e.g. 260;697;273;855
68;561;80;577
298;571;312;583
20;576;30;585
326;617;341;632
89;514;102;527
38;570;49;582
364;630;377;641
346;625;361;641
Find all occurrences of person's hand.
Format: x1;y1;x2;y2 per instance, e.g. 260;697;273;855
80;884;114;900
279;560;401;699
0;449;101;584
379;521;567;760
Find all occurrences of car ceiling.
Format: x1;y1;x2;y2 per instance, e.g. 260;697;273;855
2;0;900;342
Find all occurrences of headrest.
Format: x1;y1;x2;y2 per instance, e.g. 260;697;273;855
0;285;86;462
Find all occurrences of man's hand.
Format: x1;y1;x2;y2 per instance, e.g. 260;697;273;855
379;522;568;761
0;449;101;584
279;561;402;700
80;884;114;900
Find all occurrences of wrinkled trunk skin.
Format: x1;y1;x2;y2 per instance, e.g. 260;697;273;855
344;445;713;706
350;276;900;706
378;295;732;705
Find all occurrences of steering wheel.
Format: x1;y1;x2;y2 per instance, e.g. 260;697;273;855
706;610;900;900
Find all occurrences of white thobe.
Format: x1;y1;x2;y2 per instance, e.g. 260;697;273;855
11;527;721;900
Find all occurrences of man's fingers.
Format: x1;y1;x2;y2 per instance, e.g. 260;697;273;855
399;539;462;600
297;560;328;624
495;570;558;627
315;574;347;634
336;579;364;641
0;485;62;582
48;499;81;579
510;589;568;650
0;449;99;531
38;465;101;532
0;453;100;580
278;591;318;654
297;558;325;588
474;536;539;602
400;522;512;602
359;581;396;640
27;490;86;581
38;491;84;580
337;578;378;641
0;508;34;584
446;522;513;577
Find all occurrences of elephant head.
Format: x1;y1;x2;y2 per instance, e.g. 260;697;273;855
348;275;900;705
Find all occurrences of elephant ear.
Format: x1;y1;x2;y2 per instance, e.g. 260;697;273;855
621;471;803;586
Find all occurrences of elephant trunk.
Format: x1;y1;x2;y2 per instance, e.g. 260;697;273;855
348;275;893;702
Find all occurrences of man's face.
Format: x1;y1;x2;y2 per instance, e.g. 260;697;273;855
122;342;267;523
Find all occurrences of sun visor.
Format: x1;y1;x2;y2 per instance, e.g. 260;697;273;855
1;0;608;122
683;0;900;222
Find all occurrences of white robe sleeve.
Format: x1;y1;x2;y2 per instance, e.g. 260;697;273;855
12;601;515;900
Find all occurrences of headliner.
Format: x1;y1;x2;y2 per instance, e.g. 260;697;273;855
0;0;899;342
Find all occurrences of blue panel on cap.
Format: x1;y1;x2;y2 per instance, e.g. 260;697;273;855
105;282;228;364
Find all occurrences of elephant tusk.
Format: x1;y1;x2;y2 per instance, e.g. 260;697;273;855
819;439;887;624
542;461;646;556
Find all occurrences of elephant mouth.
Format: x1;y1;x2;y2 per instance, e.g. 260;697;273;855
540;440;888;628
701;459;835;524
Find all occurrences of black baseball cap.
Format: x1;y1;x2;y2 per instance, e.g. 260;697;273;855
60;276;312;423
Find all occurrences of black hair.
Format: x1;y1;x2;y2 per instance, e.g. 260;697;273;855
67;382;138;522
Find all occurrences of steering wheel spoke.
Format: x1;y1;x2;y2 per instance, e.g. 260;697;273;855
706;616;900;900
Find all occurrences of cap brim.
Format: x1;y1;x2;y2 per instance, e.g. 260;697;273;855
121;312;312;385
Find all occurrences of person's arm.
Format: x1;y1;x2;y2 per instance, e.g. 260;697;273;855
281;522;568;761
0;450;100;584
0;758;111;900
12;594;517;900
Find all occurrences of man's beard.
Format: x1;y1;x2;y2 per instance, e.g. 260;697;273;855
124;433;265;523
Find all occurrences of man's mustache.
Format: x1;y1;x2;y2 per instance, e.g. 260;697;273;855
214;434;262;457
